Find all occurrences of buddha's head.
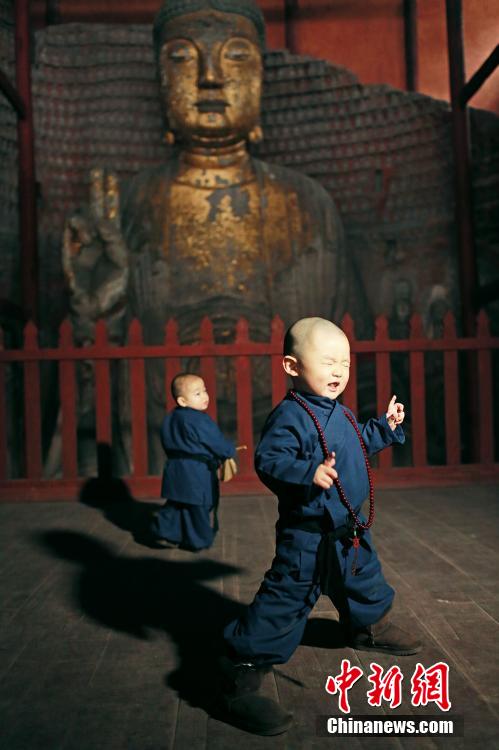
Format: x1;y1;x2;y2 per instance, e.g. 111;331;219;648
153;0;265;149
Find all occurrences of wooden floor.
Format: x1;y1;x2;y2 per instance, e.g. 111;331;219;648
1;485;498;749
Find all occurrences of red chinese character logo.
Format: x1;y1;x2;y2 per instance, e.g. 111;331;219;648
367;662;404;708
411;662;451;711
325;658;363;714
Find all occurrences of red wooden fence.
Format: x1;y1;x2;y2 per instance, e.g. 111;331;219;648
0;312;498;501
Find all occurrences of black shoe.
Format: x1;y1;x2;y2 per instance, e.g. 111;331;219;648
215;657;293;736
350;613;422;656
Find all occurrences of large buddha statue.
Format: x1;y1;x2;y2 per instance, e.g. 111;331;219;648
62;0;350;473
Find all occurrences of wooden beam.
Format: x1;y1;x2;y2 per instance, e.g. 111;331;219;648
460;44;499;107
284;0;298;54
0;67;26;118
403;0;418;91
445;0;477;337
445;0;481;462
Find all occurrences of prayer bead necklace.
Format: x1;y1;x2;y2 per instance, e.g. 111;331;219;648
289;390;375;536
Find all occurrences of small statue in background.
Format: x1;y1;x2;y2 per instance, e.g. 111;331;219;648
389;279;412;340
62;0;350;474
425;285;450;339
63;168;128;346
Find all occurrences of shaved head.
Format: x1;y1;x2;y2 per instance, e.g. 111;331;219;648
171;372;198;400
283;318;347;359
171;372;210;410
282;318;351;398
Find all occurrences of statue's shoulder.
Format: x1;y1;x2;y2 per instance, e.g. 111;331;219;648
252;158;333;208
121;160;177;207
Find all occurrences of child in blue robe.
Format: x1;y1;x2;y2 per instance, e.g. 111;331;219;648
151;373;236;551
218;317;422;736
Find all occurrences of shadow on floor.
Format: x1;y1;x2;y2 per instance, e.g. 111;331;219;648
79;476;161;545
37;530;245;713
302;617;346;649
78;442;162;547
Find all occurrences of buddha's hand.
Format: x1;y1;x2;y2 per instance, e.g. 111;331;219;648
62;168;129;331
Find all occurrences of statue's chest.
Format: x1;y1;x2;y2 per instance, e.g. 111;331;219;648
165;181;266;296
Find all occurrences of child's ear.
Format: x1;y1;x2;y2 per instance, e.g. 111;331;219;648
177;396;187;408
283;355;300;377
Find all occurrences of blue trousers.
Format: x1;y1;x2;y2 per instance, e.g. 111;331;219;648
151;501;215;551
224;526;394;665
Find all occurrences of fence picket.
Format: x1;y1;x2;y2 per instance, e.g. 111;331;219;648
477;311;494;463
235;318;254;473
375;316;392;469
59;320;78;479
443;313;460;464
341;314;358;414
271;316;287;405
94;320;112;446
200;317;217;422
410;314;427;466
164;319;181;412
23;322;42;479
128;319;148;476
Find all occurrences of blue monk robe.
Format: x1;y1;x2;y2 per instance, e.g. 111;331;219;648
151;406;236;550
224;391;405;665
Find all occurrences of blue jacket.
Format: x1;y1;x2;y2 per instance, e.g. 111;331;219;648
161;407;236;506
255;391;405;528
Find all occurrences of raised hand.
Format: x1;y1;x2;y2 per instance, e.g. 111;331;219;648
62;168;129;343
313;452;338;489
386;395;405;430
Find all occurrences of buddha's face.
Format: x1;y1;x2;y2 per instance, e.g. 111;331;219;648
158;10;262;147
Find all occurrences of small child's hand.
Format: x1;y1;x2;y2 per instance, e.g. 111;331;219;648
313;452;338;489
386;394;405;431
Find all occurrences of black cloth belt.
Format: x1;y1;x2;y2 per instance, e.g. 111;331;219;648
278;512;356;539
166;450;219;472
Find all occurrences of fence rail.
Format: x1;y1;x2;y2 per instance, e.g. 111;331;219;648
0;312;498;501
